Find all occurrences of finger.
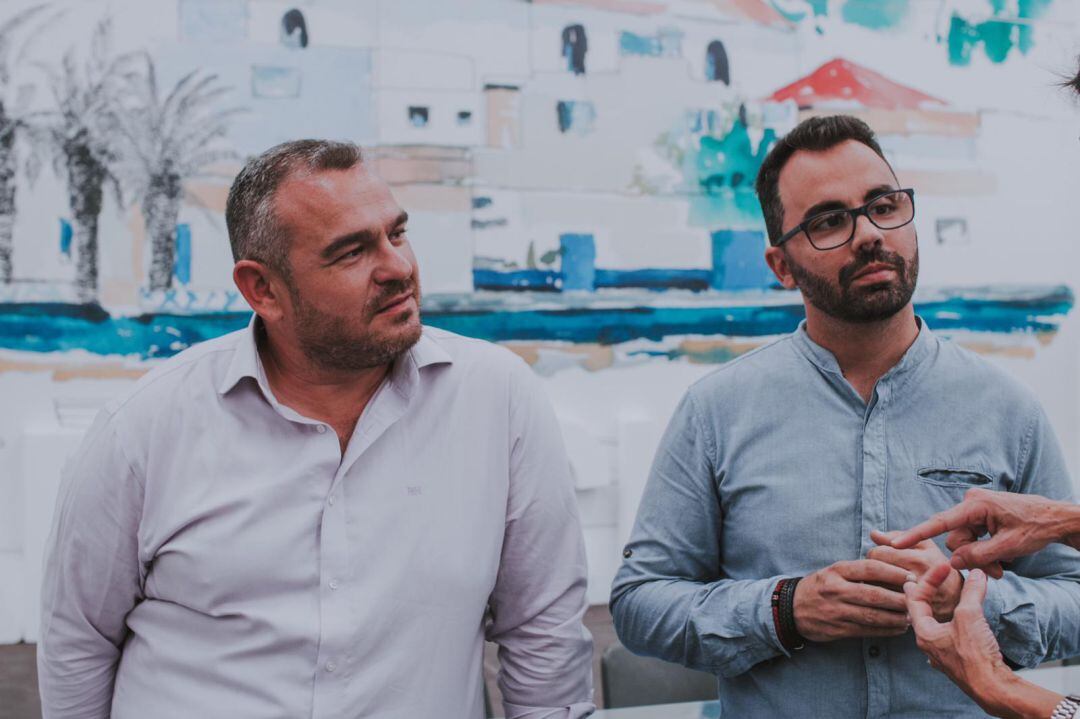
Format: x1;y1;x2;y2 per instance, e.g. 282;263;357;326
921;562;953;591
903;583;940;636
839;605;911;630
866;545;920;573
892;503;983;549
945;526;980;553
951;535;1015;571
845;582;909;612
870;529;901;546
838;559;916;587
986;562;1004;580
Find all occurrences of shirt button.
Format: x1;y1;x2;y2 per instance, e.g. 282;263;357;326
316;424;327;434
326;661;337;672
329;579;339;590
328;495;336;506
623;548;633;558
868;646;881;658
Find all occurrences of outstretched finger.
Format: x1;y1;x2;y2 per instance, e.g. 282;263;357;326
892;504;978;549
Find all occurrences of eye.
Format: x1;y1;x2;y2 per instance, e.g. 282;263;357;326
808;212;847;233
871;201;897;215
390;227;408;243
339;246;364;261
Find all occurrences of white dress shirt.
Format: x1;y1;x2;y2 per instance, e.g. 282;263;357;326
38;320;594;718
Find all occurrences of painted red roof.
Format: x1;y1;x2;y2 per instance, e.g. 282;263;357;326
768;58;947;110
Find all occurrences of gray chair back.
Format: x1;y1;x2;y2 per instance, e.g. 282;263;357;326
601;642;718;708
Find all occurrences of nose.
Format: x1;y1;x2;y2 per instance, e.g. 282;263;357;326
371;235;414;284
850;211;885;254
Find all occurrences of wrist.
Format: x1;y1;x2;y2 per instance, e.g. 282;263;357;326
982;670;1062;719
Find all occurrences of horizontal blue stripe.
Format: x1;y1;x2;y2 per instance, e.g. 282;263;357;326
0;287;1072;358
594;269;712;291
472;269;560;291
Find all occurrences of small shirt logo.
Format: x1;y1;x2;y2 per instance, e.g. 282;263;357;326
406;486;422;496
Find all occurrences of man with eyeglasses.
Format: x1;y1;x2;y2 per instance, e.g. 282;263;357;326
610;114;1080;717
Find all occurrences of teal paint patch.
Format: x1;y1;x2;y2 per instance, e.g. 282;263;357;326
840;0;910;30
685;120;776;229
946;0;1055;66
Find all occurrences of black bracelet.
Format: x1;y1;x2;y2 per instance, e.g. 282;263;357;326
779;577;806;650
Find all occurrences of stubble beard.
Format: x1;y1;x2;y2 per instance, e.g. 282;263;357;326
786;245;919;324
291;280;423;372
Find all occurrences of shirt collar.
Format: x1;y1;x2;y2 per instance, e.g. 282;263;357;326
791;315;935;379
217;315;454;398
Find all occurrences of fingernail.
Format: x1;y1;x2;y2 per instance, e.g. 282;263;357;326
906;573;916;583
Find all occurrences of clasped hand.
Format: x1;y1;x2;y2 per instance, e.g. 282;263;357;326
793;530;964;642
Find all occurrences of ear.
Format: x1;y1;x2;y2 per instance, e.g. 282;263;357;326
233;260;289;323
765;246;798;290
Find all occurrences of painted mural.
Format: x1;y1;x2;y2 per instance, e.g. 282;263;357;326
0;0;1074;376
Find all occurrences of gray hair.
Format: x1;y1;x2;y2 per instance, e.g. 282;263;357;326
225;139;364;277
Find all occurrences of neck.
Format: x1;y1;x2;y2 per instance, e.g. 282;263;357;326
258;323;390;434
804;305;919;400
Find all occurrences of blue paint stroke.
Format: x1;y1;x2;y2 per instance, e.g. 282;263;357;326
472;269;559;292
559;234;596;291
556;101;596;135
595;269;711;291
174;224;192;285
0;287;1072;359
472;196;493;209
59;218;72;257
711;230;773;290
619;28;683;57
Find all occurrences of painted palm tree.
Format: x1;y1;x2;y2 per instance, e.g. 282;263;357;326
36;18;133;302
112;55;241;291
0;3;49;284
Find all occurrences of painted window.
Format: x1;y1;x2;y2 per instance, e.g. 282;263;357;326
408;106;429;127
281;8;309;49
562;24;587;74
706;40;730;84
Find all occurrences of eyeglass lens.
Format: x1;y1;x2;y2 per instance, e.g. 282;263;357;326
806;191;914;249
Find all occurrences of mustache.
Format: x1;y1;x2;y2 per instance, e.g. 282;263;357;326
839;250;906;288
368;280;417;312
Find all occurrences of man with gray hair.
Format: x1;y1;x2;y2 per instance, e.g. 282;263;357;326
37;140;594;718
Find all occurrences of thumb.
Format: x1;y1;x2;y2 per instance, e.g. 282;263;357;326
957;568;988;613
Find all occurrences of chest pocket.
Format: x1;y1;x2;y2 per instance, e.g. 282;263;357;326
916;466;993;489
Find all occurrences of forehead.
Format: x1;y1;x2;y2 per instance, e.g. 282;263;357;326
776;140;895;222
274;165;401;242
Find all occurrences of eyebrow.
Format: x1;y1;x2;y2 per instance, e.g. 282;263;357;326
319;211;409;262
800;185;898;222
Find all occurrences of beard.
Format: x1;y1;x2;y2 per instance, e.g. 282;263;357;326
289;279;423;372
786;243;919;323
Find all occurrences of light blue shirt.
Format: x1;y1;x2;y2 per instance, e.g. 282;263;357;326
39;320;594;719
611;320;1080;718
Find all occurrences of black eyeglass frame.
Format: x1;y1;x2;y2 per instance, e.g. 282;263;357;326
772;188;916;250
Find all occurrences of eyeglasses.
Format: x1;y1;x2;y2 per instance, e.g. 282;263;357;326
774;188;916;251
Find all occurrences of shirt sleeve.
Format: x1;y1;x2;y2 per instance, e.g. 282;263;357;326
981;403;1080;668
485;361;595;718
610;389;788;679
37;409;145;719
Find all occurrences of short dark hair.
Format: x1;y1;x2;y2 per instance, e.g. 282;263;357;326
225;139;364;276
755;115;890;245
